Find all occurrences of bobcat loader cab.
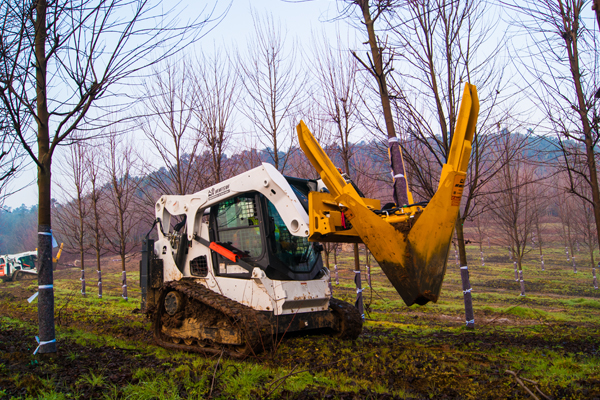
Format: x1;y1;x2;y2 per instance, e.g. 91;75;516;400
141;83;478;358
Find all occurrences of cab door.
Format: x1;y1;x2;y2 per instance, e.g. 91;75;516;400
209;193;266;278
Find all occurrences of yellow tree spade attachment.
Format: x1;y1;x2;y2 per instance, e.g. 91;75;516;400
297;83;479;306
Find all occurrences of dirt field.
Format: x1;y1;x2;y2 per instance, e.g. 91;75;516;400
1;246;599;399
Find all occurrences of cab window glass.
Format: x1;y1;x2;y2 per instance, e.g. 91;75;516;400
216;195;262;258
216;196;259;229
20;255;36;269
267;201;318;273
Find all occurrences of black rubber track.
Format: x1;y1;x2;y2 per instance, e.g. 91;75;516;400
153;279;363;358
329;297;363;340
153;279;273;359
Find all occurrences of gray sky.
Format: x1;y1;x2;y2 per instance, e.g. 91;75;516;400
7;1;595;209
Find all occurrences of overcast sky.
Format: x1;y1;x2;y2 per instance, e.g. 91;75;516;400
6;1;597;209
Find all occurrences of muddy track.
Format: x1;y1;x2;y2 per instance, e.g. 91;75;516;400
153;279;273;358
329;297;363;339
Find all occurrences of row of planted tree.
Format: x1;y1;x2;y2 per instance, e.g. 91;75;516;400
46;145;599;304
2;1;600;354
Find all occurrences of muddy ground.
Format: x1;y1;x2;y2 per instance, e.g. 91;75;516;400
1;255;600;399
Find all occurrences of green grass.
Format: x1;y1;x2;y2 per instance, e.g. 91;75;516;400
2;243;600;399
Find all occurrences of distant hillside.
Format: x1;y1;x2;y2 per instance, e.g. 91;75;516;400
0;205;38;254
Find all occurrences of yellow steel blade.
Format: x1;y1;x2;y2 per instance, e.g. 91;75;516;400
296;120;366;207
337;169;465;305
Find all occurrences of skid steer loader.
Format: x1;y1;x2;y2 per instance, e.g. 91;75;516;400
140;83;478;357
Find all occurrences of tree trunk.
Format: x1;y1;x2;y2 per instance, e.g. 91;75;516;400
479;240;484;267
353;244;364;319
593;0;600;32
96;240;102;299
519;269;525;296
80;265;85;296
333;249;339;285
365;247;372;288
98;269;102;299
35;0;56;355
324;250;333;297
121;255;128;301
516;250;526;296
562;12;600;266
80;221;85;296
594;262;598;290
583;123;600;265
513;261;518;281
536;221;544;271
456;218;474;329
78;191;85;296
454;240;459;265
567;222;575;265
358;0;409;206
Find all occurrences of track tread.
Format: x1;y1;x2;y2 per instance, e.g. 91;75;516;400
329;297;363;340
154;279;272;358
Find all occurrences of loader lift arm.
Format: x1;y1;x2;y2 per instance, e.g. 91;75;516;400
297;83;479;306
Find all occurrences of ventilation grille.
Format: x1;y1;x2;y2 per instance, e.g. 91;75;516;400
190;255;208;277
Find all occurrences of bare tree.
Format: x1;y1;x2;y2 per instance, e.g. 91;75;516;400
532;185;549;271
55;140;89;296
86;143;106;298
511;0;600;256
490;133;538;296
557;189;577;271
140;59;206;199
238;11;305;172
103;133;140;301
0;0;218;353
194;50;238;185
571;175;599;287
0;4;31;206
312;30;361;177
0;126;25;206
